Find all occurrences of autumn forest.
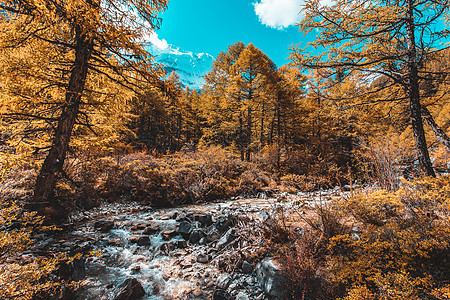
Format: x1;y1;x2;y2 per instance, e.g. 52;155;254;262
1;0;450;299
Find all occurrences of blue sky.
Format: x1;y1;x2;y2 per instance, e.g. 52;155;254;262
150;0;313;67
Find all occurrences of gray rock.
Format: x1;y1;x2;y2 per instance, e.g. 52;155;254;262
215;215;236;232
216;273;233;289
241;261;253;274
206;227;221;243
256;258;286;299
257;210;270;222
143;223;160;235
137;236;150;246
128;236;150;246
111;278;145;300
174;240;188;249
161;230;178;241
178;221;192;239
196;214;214;227
189;229;206;244
94;220;115;232
197;253;209;263
213;289;233;300
236;292;249;300
216;228;236;249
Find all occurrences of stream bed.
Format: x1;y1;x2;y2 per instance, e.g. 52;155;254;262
31;190;345;299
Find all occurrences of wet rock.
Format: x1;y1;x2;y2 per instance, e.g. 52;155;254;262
195;214;214;227
174;240;188;249
159;212;178;220
143;223;160;235
137;236;150;246
206;227;221;243
128;236;150;246
107;239;122;247
256;258;286;299
197;253;209;263
178;221;192;239
75;241;93;254
241;261;253;274
111;278;145;300
189;229;206;244
94;220;115;232
236;291;249;300
216;228;236;249
215;215;236;232
213;289;234;300
161;230;178;241
216;273;233;289
130;224;146;231
57;257;86;281
159;242;175;254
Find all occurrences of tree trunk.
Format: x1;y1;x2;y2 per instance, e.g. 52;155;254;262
260;102;265;147
421;106;450;152
32;28;93;219
246;106;252;161
239;116;245;161
405;0;435;177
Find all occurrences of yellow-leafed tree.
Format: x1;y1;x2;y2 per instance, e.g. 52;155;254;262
0;0;167;220
291;0;450;176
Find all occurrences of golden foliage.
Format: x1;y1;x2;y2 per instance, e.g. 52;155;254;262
0;155;63;299
329;176;450;299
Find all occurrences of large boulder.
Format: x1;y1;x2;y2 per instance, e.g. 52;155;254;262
256;258;287;299
94;220;115;233
111;278;145;300
178;220;192;239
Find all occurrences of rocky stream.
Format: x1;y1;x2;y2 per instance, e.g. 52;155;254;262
28;190;346;300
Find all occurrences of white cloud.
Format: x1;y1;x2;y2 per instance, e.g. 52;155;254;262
253;0;304;30
148;32;169;50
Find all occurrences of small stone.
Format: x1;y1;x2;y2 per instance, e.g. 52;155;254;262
161;230;178;241
241;261;253;274
192;289;203;297
216;273;232;289
206;228;221;243
215;215;236;232
197;253;209;263
143;223;160;235
196;214;214;227
137;236;150;246
94;220;115;232
130;224;146;231
352;232;361;240
159;242;175;254
213;289;233;300
175;240;188;249
189;229;205;244
216;228;236;249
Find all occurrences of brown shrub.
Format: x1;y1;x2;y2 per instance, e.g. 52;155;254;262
59;147;271;209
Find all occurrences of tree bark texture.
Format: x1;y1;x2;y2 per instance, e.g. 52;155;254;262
405;0;436;177
421;106;450;152
32;28;93;218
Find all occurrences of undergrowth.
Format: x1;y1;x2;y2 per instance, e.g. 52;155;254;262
0;154;82;299
265;176;450;300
